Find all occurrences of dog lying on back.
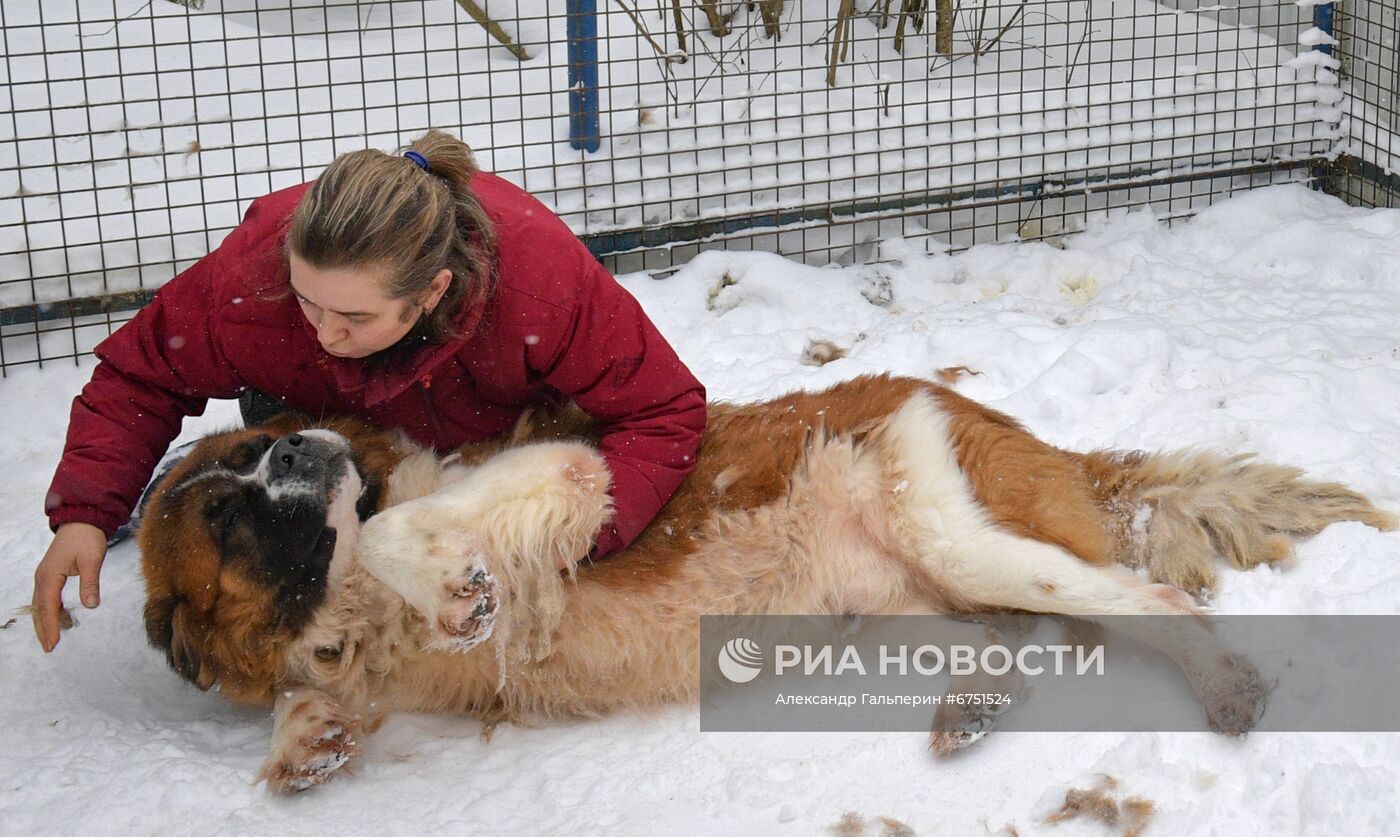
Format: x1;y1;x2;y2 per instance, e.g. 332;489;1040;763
137;374;1394;792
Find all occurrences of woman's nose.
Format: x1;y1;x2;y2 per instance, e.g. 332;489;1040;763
317;328;345;351
315;316;345;343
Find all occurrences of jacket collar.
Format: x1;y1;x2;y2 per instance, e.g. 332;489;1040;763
304;291;488;407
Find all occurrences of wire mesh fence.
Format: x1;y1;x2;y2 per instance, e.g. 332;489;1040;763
0;0;1372;374
1327;0;1400;208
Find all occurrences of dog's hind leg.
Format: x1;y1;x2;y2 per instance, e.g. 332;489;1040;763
878;394;1266;735
1079;449;1397;597
257;686;364;794
933;528;1267;736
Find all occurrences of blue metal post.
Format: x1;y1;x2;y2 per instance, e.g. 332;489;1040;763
566;0;601;153
1312;1;1334;58
1309;1;1336;191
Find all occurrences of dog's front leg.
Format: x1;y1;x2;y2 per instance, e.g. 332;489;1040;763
929;618;1031;756
356;441;613;653
256;686;363;793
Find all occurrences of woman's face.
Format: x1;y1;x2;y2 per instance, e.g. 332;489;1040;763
288;254;421;359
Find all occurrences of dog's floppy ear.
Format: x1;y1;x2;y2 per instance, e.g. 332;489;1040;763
143;595;178;657
144;595;218;690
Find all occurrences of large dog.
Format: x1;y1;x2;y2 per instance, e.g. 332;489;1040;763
137;374;1393;792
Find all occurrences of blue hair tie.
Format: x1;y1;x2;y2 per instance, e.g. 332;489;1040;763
403;150;430;171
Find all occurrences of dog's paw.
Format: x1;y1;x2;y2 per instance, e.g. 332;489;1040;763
465;442;614;570
1199;653;1270;736
929;709;996;757
429;564;500;653
928;688;1016;758
357;441;610;646
258;701;361;794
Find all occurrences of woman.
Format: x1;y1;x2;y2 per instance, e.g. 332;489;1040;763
31;130;707;652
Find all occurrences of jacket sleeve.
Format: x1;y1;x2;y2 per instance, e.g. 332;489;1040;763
527;244;706;558
44;202;273;537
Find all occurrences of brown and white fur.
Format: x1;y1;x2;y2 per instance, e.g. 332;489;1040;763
137;375;1395;792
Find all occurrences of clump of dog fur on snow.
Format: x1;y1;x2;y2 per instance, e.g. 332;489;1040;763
801;338;848;367
830;811;917;836
1042;774;1155;836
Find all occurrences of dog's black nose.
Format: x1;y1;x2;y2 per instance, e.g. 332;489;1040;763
270;434;312;479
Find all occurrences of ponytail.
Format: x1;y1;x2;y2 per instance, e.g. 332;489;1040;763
287;129;499;342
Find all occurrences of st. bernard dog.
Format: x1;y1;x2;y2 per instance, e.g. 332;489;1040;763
137;374;1393;792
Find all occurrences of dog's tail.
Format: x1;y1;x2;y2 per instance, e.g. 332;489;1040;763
1076;449;1395;597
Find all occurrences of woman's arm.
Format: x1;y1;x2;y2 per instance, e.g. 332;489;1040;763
45;230;262;536
526;241;706;557
34;196;282;649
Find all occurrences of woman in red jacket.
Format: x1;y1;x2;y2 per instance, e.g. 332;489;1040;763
31;130;706;652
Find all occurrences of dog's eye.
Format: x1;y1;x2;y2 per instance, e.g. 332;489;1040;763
227;435;275;471
314;643;343;662
203;493;243;535
204;495;229;519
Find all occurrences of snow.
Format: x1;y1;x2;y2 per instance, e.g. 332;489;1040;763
3;183;1398;833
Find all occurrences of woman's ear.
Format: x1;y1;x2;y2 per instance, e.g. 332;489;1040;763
422;268;452;312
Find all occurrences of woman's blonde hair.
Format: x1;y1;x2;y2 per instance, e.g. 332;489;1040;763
287;130;498;343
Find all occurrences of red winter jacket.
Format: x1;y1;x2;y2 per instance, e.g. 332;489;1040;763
46;174;707;557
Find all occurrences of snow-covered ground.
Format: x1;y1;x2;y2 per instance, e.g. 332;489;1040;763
2;183;1398;834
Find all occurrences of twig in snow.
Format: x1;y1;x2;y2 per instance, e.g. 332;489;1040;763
453;0;533;61
698;0;736;36
758;0;784;39
618;0;684;115
968;0;1025;60
616;0;687;62
893;0;926;54
670;0;690;53
360;2;381;28
1063;4;1095;89
827;0;856;87
82;1;154;39
935;0;953;54
877;0;893;29
690;17;760;100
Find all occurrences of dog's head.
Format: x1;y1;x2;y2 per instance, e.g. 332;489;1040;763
138;417;400;705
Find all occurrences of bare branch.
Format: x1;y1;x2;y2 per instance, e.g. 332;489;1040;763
973;0;1024;58
827;0;855;86
759;0;784;39
670;0;689;52
616;0;682;61
453;0;533;61
698;0;734;36
935;0;953;54
82;1;154;39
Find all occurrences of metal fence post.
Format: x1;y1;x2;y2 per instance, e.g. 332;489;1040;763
567;0;602;152
1311;0;1337;191
1313;1;1334;57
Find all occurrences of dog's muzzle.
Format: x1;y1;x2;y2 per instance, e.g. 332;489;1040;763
260;430;355;500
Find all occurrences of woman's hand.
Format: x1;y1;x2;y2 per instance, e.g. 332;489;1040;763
32;522;107;652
